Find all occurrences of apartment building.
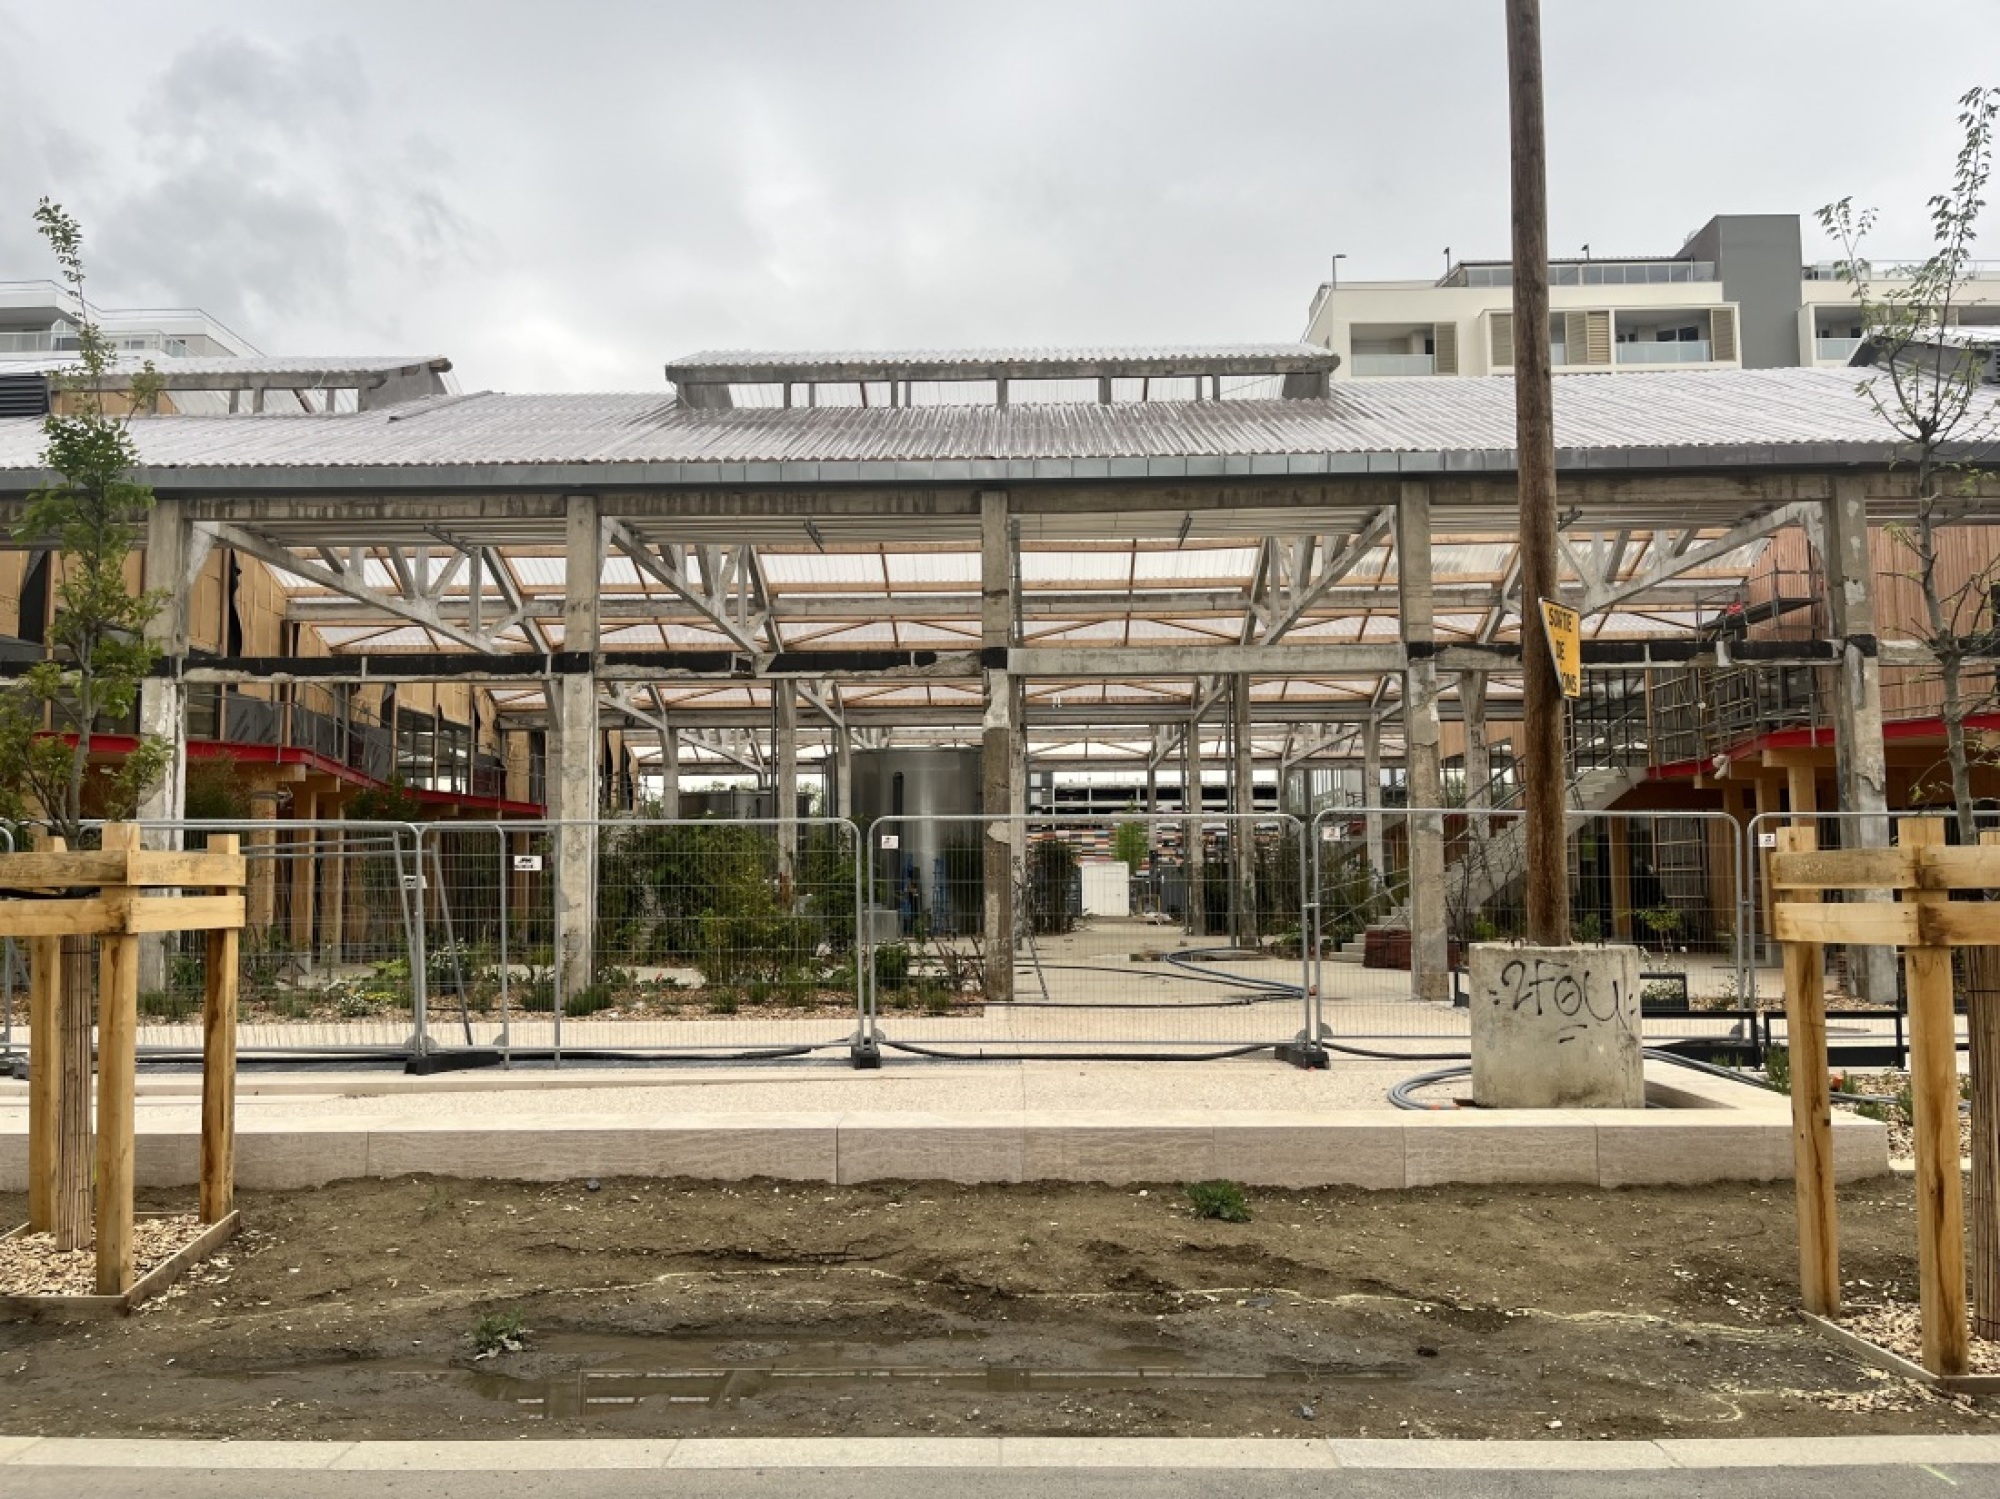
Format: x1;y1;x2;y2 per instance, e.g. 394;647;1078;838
1305;212;2000;380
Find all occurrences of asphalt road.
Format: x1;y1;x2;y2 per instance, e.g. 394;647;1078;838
0;1465;1989;1499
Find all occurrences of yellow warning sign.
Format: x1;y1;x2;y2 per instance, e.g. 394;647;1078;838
1540;598;1581;699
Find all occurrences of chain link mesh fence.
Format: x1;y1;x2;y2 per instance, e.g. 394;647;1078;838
861;812;1313;1059
1309;805;1752;1055
474;818;867;1060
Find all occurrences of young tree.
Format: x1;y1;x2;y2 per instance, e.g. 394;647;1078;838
1819;86;2000;847
5;201;171;1249
1110;816;1150;875
0;202;171;839
1819;85;2000;1338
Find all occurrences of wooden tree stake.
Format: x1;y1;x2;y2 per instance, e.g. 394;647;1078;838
1777;825;1838;1317
1899;818;1970;1377
200;834;241;1224
25;929;59;1234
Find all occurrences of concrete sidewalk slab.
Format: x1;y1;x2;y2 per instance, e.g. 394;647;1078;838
3;1434;1999;1470
1329;1438;1674;1469
332;1439;681;1469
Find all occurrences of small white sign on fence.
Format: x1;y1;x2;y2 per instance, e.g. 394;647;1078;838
401;874;425;891
1321;826;1339;843
1758;832;1778;849
880;834;900;850
512;854;544;872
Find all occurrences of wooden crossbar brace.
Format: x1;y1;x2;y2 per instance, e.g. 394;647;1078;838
21;824;244;1297
1776;816;1973;1379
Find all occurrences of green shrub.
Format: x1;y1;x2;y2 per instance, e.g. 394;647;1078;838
1764;1043;1791;1095
138;989;197;1022
471;1309;527;1357
168;949;206;991
1185;1180;1251;1223
564;983;616;1017
873;942;911;991
706;990;740;1016
513;968;556;1013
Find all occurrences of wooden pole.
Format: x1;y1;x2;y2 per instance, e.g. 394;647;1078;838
51;830;92;1253
1972;831;2000;1339
93;824;143;1295
1776;826;1838;1317
94;927;138;1294
1505;0;1569;946
201;834;242;1224
26;935;59;1233
1899;818;1969;1376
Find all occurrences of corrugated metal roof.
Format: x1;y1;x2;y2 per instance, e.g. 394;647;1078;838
6;354;449;379
667;343;1332;375
0;367;1954;478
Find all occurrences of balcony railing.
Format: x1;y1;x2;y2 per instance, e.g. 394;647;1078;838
1615;340;1714;366
1815;336;1863;362
1350;353;1435;377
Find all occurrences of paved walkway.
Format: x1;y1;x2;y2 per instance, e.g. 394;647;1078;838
0;1435;1992;1497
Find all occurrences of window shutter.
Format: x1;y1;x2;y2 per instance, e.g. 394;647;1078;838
1585;310;1612;365
1711;306;1739;362
1433;322;1458;376
1489;312;1514;368
1562;313;1587;365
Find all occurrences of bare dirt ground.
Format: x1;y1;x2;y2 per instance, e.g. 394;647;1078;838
0;1176;1989;1442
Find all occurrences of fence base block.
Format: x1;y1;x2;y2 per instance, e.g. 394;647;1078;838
1276;1041;1331;1071
848;1032;883;1070
404;1051;507;1077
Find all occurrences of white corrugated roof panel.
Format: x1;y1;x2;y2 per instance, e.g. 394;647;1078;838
0;368;1935;475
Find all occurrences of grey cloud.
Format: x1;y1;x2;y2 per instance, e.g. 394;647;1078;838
3;0;1997;390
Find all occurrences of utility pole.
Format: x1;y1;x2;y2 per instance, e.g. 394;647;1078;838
1506;0;1569;947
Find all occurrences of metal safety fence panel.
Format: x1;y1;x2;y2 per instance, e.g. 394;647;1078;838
860;812;1313;1059
1308;805;1750;1056
134;820;427;1058
472;817;867;1060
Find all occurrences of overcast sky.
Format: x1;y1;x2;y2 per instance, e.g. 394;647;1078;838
3;1;1995;393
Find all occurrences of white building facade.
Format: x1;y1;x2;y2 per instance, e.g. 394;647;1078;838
1306;213;2000;380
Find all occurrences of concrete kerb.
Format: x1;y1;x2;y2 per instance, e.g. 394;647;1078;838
2;1434;1999;1470
0;1103;1892;1191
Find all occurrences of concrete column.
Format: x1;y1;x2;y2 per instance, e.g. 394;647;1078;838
1183;722;1205;937
288;791;318;962
1824;480;1895;1002
1462;672;1492;847
1230;673;1257;944
137;500;195;990
659;726;680;819
320;800;347;964
1398;484;1449;1003
1362;718;1386;894
774;683;798;898
979;490;1015;1002
554;494;602;999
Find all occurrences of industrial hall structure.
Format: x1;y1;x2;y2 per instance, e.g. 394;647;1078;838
0;315;1996;1009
